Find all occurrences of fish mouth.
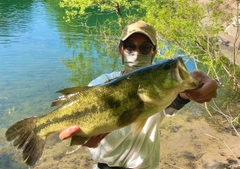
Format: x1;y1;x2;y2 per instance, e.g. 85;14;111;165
173;57;199;88
174;58;189;81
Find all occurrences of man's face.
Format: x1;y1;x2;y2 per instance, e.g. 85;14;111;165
119;33;157;72
120;33;156;56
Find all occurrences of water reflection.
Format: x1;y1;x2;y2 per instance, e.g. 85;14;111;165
45;0;122;86
0;0;33;44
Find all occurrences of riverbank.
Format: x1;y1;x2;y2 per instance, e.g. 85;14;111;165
159;106;240;169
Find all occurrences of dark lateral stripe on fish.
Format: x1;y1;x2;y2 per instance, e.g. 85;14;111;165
35;105;100;132
36;99;144;134
35;102;121;133
117;101;144;127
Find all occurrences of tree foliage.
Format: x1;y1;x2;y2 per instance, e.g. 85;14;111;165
59;0;240;103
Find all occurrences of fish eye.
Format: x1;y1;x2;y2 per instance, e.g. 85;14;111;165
163;63;171;70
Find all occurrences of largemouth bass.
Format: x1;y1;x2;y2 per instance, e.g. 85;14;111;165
5;57;199;166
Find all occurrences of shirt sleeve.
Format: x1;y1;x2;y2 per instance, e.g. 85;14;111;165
88;71;122;86
169;94;190;110
164;94;190;116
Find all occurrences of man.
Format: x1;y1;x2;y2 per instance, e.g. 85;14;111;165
59;21;218;169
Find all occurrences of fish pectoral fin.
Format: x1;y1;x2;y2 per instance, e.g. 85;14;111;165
131;119;147;136
66;145;82;155
70;135;89;146
138;92;161;106
57;86;91;95
137;85;162;106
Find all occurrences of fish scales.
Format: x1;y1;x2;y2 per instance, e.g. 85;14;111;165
5;57;199;166
36;74;143;137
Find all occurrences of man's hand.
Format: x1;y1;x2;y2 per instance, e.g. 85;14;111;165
59;126;109;148
180;70;218;103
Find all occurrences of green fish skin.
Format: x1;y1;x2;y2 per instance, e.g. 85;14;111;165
5;57;199;166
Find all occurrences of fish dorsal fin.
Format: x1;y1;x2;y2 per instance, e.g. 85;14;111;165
50;93;77;107
57;86;91;95
50;95;74;107
51;86;91;107
131;119;147;136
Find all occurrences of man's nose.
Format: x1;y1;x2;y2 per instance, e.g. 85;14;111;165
135;46;141;53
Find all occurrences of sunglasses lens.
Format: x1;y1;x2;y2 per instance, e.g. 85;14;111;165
123;43;136;53
123;43;153;54
140;44;153;55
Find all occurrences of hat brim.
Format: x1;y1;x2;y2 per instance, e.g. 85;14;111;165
121;30;156;45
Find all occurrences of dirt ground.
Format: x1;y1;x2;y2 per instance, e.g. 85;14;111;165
158;109;240;169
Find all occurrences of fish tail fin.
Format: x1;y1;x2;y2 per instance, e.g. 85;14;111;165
5;117;46;166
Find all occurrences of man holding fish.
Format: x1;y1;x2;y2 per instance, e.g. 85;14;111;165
59;21;218;169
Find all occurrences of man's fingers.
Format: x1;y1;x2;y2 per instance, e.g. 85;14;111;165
59;126;80;140
183;70;218;104
185;90;217;103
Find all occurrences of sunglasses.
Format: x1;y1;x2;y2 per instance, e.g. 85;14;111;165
123;43;154;55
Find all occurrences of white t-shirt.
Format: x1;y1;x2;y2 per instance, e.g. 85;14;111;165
88;71;176;169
